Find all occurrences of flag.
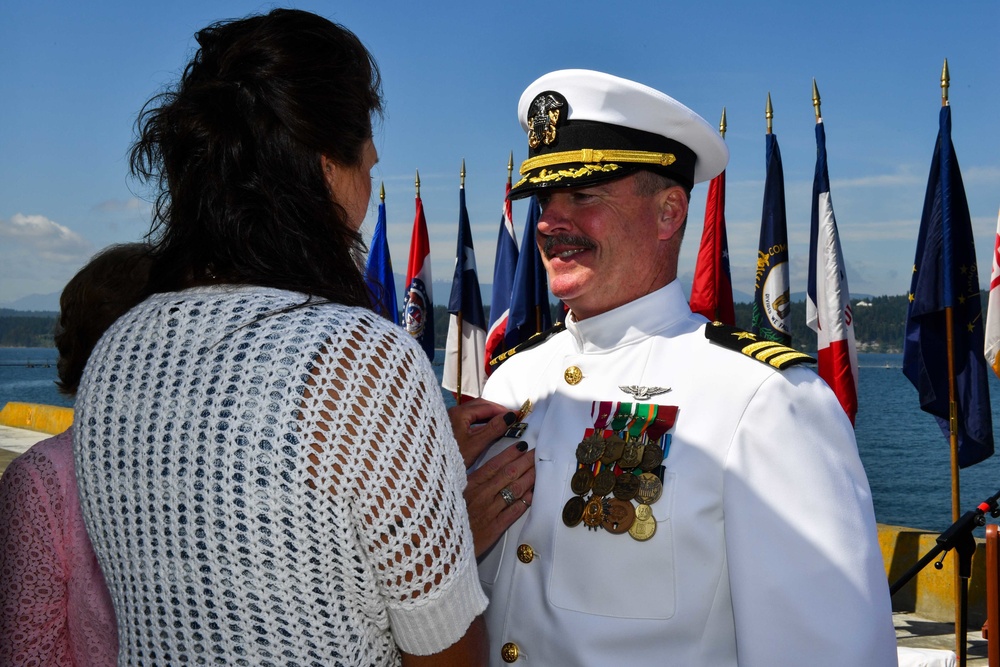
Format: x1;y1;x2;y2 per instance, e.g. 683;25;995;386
806;120;859;425
442;186;487;400
752;132;792;345
402;194;435;361
364;194;399;324
485;180;518;373
903;104;993;469
984;209;1000;378
506;195;552;350
690;169;735;325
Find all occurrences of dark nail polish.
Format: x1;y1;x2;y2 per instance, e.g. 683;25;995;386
503;411;518;426
516;441;528;452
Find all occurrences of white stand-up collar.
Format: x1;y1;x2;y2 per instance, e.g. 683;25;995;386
563;281;698;354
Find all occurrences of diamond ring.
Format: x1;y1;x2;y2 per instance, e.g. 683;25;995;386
500;487;516;506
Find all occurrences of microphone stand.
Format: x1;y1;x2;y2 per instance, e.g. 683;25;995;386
889;488;1000;667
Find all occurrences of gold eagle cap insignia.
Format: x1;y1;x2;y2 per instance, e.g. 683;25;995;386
527;91;566;149
619;385;671;401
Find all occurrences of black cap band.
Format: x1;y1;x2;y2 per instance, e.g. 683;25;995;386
510;120;697;200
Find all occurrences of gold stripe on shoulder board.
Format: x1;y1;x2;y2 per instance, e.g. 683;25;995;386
487;322;567;371
704;321;815;371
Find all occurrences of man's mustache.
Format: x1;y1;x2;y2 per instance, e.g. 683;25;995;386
541;235;597;259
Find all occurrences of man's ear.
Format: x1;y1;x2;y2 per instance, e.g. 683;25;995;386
656;186;689;240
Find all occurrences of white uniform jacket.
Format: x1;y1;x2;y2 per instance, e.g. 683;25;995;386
478;282;897;666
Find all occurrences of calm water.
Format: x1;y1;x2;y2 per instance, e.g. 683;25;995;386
3;347;998;533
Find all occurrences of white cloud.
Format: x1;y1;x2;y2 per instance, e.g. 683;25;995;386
1;213;92;256
0;214;95;303
91;197;149;214
832;171;926;190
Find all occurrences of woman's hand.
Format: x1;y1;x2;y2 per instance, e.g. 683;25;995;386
464;440;535;558
448;398;517;468
448;398;534;558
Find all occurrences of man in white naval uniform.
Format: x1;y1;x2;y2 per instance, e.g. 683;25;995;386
475;70;898;666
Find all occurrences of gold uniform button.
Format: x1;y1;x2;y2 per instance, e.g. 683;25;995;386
501;642;520;663
564;365;583;385
516;544;534;563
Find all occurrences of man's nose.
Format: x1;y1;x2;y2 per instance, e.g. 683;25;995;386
536;198;572;233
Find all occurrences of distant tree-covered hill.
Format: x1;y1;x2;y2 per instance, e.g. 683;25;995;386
432;293;916;354
0;309;58;348
0;294;925;353
733;293;912;354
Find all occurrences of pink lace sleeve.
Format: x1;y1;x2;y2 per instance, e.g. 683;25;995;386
0;437;76;665
0;431;117;666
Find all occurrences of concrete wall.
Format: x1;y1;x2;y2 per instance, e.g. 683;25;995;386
0;401;73;435
880;522;989;627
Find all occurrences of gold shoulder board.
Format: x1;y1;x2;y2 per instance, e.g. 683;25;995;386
488;322;567;371
704;321;815;371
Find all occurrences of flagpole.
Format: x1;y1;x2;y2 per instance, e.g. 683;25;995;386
454;160;466;404
939;58;966;663
940;59;961;525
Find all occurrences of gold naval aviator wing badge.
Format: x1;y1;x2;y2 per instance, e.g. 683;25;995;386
619;385;671;401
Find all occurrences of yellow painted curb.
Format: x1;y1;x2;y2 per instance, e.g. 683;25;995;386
879;522;987;626
0;402;74;435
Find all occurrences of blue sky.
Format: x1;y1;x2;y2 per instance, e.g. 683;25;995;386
2;0;999;307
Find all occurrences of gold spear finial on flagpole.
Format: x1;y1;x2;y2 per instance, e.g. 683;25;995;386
507;151;513;185
415;169;420;198
812;78;822;122
941;58;950;107
719;108;727;139
765;93;773;135
380;181;385;203
461;159;466;189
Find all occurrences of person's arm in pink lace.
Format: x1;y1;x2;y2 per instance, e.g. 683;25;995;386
0;437;75;665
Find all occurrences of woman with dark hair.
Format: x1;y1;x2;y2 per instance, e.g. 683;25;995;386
0;242;152;666
74;9;488;665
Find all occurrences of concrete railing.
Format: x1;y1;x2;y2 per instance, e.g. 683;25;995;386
0;401;73;436
880;522;989;627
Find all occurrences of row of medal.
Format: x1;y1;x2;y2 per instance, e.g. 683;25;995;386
561;401;677;542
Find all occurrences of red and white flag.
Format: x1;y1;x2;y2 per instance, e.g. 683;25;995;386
690;169;735;325
806;120;858;424
984;209;1000;378
402;193;435;361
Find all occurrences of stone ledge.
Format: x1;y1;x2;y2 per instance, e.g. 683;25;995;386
0;401;73;435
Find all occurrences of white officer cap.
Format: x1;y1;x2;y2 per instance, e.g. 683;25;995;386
509;69;728;200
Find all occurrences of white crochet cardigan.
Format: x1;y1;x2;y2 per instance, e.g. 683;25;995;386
74;286;486;666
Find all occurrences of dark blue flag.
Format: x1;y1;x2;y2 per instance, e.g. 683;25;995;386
752;133;792;345
485;182;518;372
443;187;487;398
506;196;552;350
364;196;399;324
903;105;993;469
